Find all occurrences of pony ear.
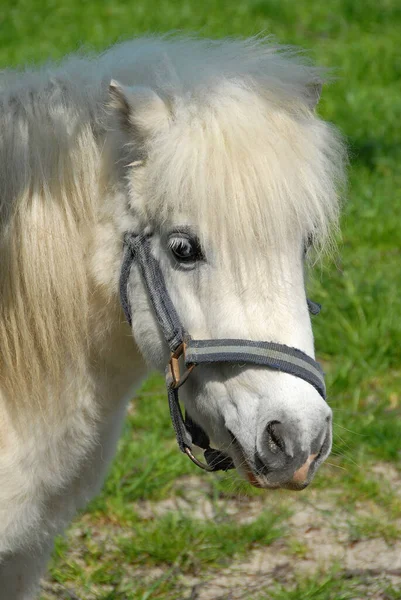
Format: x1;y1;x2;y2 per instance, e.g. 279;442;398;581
306;80;323;110
108;80;170;137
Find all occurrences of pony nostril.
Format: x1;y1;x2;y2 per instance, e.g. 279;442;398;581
265;420;286;454
255;421;287;476
315;425;332;461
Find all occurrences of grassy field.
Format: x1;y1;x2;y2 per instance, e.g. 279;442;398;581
1;0;401;598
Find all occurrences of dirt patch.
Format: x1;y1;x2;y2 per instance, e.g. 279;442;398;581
371;462;401;494
41;463;401;600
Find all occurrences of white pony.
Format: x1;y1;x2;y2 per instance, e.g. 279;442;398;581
0;36;345;598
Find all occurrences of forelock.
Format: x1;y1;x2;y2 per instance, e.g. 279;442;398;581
139;79;345;261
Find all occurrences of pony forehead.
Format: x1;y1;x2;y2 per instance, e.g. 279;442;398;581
141;83;343;256
99;37;342;254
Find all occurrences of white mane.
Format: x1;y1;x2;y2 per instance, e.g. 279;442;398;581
0;35;345;403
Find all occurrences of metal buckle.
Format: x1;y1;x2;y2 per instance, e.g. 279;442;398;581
168;342;195;389
184;447;215;472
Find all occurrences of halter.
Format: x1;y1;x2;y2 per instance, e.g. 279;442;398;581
120;233;326;472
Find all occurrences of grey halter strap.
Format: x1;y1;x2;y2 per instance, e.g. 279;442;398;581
120;232;326;472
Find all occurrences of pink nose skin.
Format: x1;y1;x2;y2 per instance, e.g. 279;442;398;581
290;453;317;485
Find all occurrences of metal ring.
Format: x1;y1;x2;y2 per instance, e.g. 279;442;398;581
184;447;215;472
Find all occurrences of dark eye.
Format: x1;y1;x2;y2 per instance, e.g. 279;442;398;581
168;234;204;264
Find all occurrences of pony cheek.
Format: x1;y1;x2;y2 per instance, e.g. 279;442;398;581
129;311;169;370
124;271;169;369
181;375;228;440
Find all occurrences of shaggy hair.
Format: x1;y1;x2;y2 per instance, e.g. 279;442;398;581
0;35;345;406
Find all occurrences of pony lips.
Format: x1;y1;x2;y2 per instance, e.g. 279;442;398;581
246;470;263;488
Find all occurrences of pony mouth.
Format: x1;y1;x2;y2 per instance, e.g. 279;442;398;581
226;431;321;491
227;431;280;490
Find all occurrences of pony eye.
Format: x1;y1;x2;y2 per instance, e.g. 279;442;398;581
168;234;204;263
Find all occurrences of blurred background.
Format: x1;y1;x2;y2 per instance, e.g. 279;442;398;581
1;1;400;598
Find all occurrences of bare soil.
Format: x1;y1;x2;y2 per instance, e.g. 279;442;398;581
41;462;401;600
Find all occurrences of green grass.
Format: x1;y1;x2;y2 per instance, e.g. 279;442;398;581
118;510;284;567
267;571;360;600
1;0;400;598
349;514;401;544
47;510;284;598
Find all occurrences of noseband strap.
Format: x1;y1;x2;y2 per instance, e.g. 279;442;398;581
120;232;326;473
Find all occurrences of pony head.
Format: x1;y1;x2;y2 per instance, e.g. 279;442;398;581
107;38;345;489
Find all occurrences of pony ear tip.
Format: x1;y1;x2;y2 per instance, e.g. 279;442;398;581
109;79;120;91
